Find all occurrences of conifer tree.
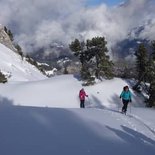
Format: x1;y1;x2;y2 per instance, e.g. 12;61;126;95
4;26;7;33
133;43;148;91
3;26;14;41
148;41;155;107
69;39;92;81
7;29;14;41
86;37;113;79
151;40;155;59
135;43;148;81
14;44;24;58
69;39;86;67
69;37;113;84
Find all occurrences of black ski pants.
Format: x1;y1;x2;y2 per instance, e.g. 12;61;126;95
80;100;85;108
122;99;129;112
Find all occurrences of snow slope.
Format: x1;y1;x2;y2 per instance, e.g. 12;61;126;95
0;74;155;155
0;43;46;81
0;105;155;155
0;74;144;108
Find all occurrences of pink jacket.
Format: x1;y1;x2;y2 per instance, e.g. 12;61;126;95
79;89;88;100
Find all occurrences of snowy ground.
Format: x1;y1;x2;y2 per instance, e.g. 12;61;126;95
0;106;155;155
0;75;144;108
0;43;46;81
0;74;155;155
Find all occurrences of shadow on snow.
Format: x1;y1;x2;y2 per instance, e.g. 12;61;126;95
0;104;155;155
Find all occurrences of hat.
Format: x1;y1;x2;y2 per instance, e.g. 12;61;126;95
124;86;129;90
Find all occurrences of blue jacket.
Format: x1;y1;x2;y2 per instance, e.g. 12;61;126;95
120;90;132;100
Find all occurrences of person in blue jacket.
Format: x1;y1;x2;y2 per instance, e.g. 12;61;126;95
120;85;132;114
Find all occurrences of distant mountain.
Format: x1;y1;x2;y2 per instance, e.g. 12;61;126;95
112;19;154;59
30;44;72;65
30;44;80;74
112;38;148;59
31;19;155;64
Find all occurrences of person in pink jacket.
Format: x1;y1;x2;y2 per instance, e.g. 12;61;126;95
79;88;88;108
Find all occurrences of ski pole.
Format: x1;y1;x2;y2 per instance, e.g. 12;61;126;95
88;96;91;105
118;101;120;112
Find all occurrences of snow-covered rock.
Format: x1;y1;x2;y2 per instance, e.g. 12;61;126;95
0;25;16;51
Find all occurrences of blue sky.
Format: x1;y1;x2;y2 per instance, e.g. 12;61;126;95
87;0;124;6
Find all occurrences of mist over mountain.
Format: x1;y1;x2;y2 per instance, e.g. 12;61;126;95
0;0;154;61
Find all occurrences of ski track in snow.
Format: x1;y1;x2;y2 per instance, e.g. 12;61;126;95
92;107;155;144
127;114;155;137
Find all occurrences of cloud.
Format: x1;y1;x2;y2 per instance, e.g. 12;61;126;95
139;19;155;41
0;0;155;53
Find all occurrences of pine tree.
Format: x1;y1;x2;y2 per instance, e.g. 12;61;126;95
3;26;14;41
69;39;85;66
133;43;148;91
4;26;7;33
69;37;113;84
7;29;14;41
135;43;148;81
69;39;92;81
14;44;24;58
147;41;155;107
86;37;113;79
151;40;155;60
80;64;95;85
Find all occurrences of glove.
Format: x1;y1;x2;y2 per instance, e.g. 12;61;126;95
129;99;132;102
120;96;121;99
